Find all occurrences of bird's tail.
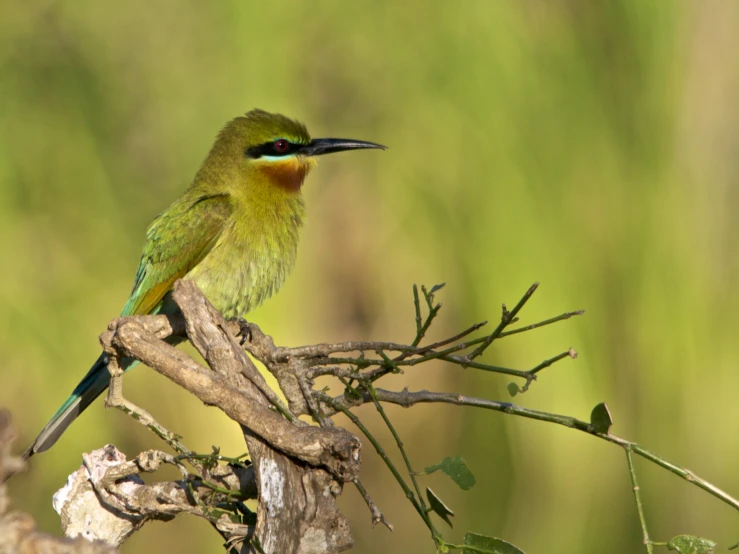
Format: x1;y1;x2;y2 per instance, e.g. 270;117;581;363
23;353;115;459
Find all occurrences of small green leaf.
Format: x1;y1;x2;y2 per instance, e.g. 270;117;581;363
426;487;454;527
667;535;716;554
507;383;519;397
462;532;525;554
430;283;446;294
590;402;613;434
424;456;477;490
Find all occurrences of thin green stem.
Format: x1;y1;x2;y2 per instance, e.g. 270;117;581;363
356;388;739;512
628;443;739;510
319;394;429;526
418;353;529;378
498;310;585;338
365;384;438;538
517;350;576;393
269;398;297;423
352;478;394;530
376;350;403;374
468;282;539;360
405;337;487;362
528;350;574;376
412;293;441;348
310;350;531;380
626;447;653;554
395;321;487;362
442;542;490;553
175;452;250;469
304;356;376;368
413;285;422;337
195;478;246;499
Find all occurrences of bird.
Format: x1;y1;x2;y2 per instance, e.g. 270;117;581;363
23;109;385;459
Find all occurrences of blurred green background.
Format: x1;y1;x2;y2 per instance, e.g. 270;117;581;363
2;1;739;552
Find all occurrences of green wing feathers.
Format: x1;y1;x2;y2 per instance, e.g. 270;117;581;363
122;193;233;316
23;193;232;459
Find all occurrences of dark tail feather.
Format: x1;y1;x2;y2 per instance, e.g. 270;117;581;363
21;333;181;464
23;353;112;459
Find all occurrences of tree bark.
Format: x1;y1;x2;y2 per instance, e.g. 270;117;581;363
94;281;359;553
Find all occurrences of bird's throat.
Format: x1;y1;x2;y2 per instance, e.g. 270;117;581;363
259;156;316;192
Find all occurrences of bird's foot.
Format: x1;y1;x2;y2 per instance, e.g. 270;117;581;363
232;318;252;345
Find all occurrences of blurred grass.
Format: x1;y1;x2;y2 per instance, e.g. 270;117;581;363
2;1;739;552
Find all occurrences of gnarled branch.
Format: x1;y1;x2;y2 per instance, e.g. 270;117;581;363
89;281;360;553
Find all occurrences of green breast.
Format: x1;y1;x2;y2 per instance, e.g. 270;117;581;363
186;195;305;318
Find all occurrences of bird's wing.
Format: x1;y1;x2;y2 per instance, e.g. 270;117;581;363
121;193;232;316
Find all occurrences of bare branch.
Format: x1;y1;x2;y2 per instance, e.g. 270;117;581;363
103;309;360;481
498;310;585;338
0;411;117;553
35;278;729;554
352;479;393;531
54;445;255;548
104;354;194;460
467;282;539;360
335;387;739;513
101;281;358;553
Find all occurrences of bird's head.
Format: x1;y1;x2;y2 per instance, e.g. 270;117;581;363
202;109;385;193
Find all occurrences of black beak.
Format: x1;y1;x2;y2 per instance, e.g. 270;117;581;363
299;138;387;156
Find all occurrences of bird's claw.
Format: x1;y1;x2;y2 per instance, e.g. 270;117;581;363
233;318;252;345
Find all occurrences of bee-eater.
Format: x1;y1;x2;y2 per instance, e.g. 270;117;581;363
23;109;385;458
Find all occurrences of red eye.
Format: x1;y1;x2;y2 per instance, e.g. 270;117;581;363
273;139;290;154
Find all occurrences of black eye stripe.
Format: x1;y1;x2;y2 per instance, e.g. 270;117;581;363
245;140;302;159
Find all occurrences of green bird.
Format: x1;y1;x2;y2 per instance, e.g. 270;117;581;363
23;109;385;458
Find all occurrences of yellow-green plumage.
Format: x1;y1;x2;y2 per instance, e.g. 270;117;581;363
23;109;384;458
127;112;310;319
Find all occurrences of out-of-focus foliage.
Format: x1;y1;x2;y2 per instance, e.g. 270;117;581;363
1;1;738;552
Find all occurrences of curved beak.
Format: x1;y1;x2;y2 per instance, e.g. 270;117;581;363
299;138;387;157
